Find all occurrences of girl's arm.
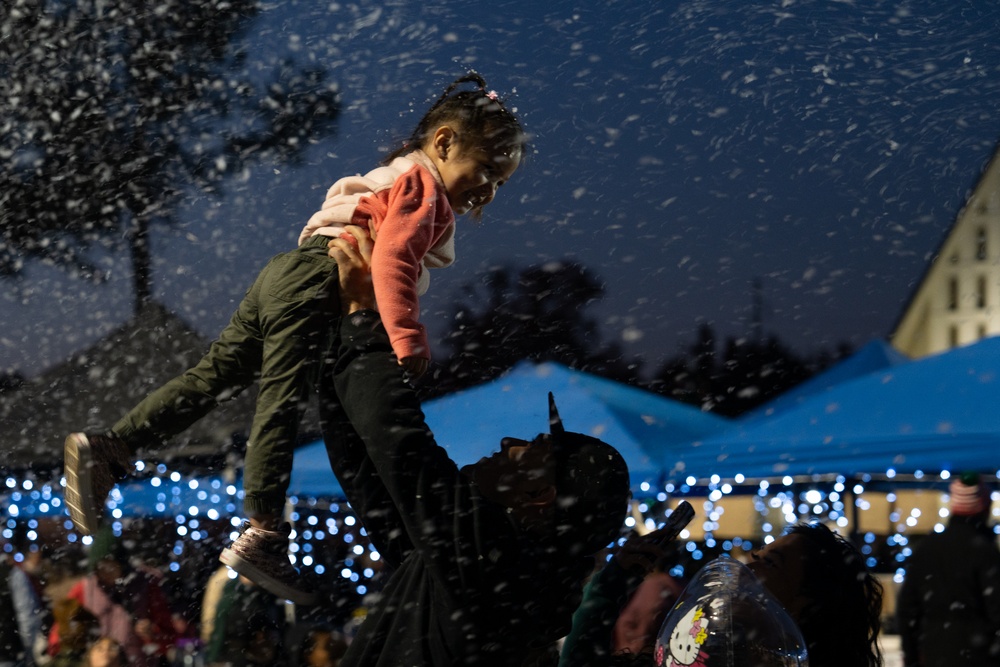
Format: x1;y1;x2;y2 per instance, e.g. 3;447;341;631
364;167;450;363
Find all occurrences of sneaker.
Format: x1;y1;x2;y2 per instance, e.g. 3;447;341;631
64;433;134;535
220;522;317;605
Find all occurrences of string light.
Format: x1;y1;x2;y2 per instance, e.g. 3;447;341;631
3;465;999;587
0;465;375;584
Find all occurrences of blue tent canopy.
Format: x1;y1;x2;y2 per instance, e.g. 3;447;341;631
740;339;909;423
673;336;1000;480
289;361;731;498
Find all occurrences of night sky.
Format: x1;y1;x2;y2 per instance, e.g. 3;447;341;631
4;0;1000;380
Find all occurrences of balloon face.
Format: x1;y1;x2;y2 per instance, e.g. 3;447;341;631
664;605;711;666
654;556;808;667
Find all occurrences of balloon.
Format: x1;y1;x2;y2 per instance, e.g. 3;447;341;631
654;556;808;667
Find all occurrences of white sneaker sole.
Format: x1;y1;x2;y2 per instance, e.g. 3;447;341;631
220;547;317;605
64;433;101;535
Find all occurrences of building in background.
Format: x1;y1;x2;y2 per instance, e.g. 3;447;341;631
893;142;1000;358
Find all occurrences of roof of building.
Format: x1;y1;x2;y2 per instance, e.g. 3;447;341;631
0;300;285;474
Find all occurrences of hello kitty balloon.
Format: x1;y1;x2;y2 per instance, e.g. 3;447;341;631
654;556;807;667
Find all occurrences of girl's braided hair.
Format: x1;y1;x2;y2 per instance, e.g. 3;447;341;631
384;71;526;165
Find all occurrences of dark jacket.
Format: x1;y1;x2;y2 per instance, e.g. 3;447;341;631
897;514;1000;667
558;559;639;667
205;577;286;667
319;310;593;667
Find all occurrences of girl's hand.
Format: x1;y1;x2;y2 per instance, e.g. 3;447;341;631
399;356;429;378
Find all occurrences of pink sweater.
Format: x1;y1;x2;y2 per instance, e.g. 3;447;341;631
299;151;455;360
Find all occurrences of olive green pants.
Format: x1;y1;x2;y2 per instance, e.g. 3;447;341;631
112;234;339;516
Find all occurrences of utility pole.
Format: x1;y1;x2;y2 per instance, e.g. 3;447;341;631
751;277;763;344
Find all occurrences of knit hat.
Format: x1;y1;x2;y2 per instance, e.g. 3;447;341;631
949;473;992;516
87;523;127;571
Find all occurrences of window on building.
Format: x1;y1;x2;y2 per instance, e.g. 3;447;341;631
977;227;988;261
978;275;987;308
948;276;958;310
949;325;959;348
979;324;988;340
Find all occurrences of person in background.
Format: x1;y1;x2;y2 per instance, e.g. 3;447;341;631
204;574;287;667
558;511;692;666
562;520;884;667
897;472;1000;667
1;550;31;667
747;522;884;667
63;70;525;607
2;533;52;667
611;505;687;655
48;527;177;667
200;565;234;648
49;597;99;667
297;627;348;667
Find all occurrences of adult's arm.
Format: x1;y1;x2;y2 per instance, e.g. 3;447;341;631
330;310;476;546
328;231;515;585
317;229;415;567
316;378;414;568
558;559;635;667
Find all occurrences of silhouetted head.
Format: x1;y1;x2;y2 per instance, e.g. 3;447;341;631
469;393;630;556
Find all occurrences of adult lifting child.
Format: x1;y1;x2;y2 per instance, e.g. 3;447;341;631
63;71;526;605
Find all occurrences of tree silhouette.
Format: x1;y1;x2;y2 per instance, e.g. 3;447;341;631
648;324;849;417
425;261;849;411
423;260;636;396
0;0;340;310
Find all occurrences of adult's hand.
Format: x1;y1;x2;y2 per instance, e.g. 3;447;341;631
613;529;675;576
329;224;377;315
613;501;694;576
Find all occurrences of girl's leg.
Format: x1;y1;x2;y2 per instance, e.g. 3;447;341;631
66;261;269;536
240;236;338;520
221;237;337;605
111;267;270;455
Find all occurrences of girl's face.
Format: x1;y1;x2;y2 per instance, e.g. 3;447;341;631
746;533;808;620
428;125;521;216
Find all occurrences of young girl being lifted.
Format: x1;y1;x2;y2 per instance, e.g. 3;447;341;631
64;72;526;604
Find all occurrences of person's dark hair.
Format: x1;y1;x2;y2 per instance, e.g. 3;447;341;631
548;394;631;556
384;72;526;218
787;523;883;667
386;71;525;161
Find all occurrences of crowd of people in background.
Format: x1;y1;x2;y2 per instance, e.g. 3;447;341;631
3;511;892;667
1;519;357;667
